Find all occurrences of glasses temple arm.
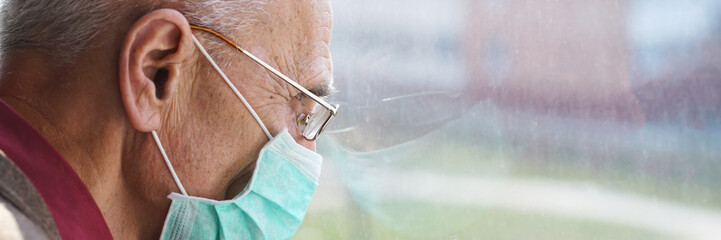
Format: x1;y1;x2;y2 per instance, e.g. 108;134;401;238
190;25;337;114
239;50;338;114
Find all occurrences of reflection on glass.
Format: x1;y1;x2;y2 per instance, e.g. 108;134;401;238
294;0;721;239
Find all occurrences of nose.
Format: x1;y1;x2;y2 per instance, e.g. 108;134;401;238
295;136;316;151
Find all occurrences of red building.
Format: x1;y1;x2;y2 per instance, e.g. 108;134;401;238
463;0;645;125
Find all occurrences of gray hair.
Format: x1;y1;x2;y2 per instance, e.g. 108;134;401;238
0;0;267;64
178;0;268;66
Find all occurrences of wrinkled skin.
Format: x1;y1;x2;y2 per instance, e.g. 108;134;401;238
159;0;333;202
0;0;333;239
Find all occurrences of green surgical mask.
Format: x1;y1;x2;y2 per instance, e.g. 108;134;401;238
157;129;321;240
151;35;322;240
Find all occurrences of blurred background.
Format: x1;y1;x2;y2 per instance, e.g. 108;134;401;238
294;0;721;239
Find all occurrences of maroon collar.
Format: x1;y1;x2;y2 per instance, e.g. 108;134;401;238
0;100;113;239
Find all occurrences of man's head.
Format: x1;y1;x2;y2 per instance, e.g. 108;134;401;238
0;0;332;223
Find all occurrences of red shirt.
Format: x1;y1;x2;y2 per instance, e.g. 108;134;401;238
0;100;113;239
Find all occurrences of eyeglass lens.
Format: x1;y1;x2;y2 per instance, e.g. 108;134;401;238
303;104;334;139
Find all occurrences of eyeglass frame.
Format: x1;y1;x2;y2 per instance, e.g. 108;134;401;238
189;25;339;141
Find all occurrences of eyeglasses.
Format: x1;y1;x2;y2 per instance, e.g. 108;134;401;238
190;25;339;141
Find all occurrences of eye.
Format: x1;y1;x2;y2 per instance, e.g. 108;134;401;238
293;92;316;114
290;93;309;114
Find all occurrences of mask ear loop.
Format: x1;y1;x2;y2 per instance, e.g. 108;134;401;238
151;130;188;196
150;35;274;197
191;35;272;139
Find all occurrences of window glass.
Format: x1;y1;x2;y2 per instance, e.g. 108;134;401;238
295;0;721;239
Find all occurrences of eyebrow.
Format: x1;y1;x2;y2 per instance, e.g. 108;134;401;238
307;77;335;98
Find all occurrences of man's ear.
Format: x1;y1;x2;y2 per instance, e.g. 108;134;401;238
119;9;194;132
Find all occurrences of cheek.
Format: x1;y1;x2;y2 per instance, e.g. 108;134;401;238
167;80;261;199
264;103;299;133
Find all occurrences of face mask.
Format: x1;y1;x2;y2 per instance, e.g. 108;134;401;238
152;35;323;240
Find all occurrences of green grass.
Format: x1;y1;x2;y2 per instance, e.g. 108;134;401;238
293;203;669;240
314;121;720;239
399;139;721;211
509;159;721;211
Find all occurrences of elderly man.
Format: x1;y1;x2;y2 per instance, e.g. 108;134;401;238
0;0;336;239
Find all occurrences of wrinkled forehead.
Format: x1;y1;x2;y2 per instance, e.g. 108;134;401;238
233;0;331;50
267;0;332;38
265;0;332;60
251;0;333;92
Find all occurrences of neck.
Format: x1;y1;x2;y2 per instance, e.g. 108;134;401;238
0;51;123;199
0;51;168;239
